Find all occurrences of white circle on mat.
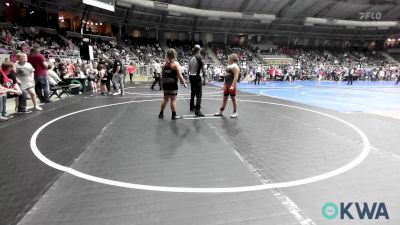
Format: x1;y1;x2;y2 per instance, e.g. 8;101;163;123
30;98;370;193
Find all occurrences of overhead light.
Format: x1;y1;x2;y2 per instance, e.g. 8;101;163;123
95;23;98;25
154;1;169;8
116;0;131;8
5;2;10;6
397;38;400;41
242;13;254;19
168;11;181;16
99;22;103;25
327;18;337;23
82;0;115;12
260;20;272;24
91;22;94;25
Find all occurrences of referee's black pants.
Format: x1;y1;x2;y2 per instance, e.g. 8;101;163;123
189;75;202;111
254;73;261;85
151;73;162;90
347;75;353;85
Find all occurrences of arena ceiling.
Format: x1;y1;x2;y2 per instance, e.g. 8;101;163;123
21;0;400;39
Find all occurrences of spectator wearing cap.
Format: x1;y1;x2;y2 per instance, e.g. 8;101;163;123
28;47;50;103
188;44;207;117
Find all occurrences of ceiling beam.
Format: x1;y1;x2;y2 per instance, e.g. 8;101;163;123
277;0;298;18
231;0;254;33
192;0;201;31
314;2;337;17
343;3;375;20
238;0;252;12
159;0;174;28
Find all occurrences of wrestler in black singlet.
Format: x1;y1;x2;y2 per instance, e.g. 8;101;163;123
162;61;179;95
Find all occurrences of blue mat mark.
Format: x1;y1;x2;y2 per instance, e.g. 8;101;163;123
212;81;400;113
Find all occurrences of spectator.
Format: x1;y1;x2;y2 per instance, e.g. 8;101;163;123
15;53;42;112
47;62;62;86
86;62;98;93
98;64;108;95
0;61;22;121
28;47;50;103
127;62;135;83
65;59;75;77
111;53;125;96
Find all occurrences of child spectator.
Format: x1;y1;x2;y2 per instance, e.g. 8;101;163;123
15;53;42;112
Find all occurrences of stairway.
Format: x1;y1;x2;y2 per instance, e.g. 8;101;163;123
57;34;80;58
381;51;399;64
206;46;222;66
119;40;139;61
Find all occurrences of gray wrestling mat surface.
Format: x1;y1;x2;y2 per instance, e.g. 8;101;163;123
1;84;399;225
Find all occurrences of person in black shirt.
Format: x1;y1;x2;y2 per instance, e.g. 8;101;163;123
98;57;112;94
111;53;125;96
188;45;207;116
347;67;354;85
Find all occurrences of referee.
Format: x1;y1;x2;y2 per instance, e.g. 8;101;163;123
189;45;207;117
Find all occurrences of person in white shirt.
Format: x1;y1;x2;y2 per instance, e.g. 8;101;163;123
215;66;221;82
150;59;162;90
378;69;385;81
47;63;62;87
15;53;42;111
347;67;354;85
254;65;262;85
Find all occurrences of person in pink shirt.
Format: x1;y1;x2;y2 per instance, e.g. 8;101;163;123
127;62;135;83
66;59;75;77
